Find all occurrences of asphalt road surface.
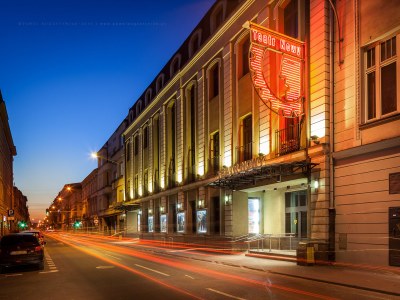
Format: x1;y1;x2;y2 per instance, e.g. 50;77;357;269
0;233;396;300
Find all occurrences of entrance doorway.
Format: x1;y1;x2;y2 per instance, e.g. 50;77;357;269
389;207;400;266
285;190;307;238
248;198;260;234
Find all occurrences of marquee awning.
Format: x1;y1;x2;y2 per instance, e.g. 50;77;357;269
209;160;318;190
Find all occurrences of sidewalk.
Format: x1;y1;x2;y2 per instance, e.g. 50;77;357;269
142;244;400;297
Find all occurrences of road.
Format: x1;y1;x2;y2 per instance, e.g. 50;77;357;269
0;232;396;300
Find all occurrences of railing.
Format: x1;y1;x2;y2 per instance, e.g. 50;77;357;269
275;124;301;156
208;155;220;176
236;142;253;163
245;233;297;252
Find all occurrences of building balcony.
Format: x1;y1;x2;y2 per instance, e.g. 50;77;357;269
275;124;301;156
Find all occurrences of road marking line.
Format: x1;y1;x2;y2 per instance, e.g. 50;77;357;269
206;288;247;300
104;253;122;260
169;248;198;253
5;274;23;277
185;275;195;279
39;270;59;274
134;264;170;276
96;266;115;269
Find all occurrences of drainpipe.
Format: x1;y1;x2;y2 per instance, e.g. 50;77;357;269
328;0;336;262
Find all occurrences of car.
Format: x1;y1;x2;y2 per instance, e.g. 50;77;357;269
0;233;44;273
22;230;45;246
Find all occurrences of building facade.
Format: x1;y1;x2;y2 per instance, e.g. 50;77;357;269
332;0;400;266
0;91;17;235
120;0;400;267
95;119;129;235
13;187;30;229
81;168;98;231
123;0;326;251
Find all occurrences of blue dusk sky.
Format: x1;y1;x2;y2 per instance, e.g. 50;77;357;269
0;0;214;220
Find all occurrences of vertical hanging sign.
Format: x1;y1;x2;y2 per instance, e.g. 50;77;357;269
247;22;305;117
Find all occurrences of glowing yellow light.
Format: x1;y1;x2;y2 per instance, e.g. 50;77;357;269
198;163;204;177
91;152;98;159
223;151;232;168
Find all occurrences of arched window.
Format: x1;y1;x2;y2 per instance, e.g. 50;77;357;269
136;100;143;116
188;29;202;58
156;74;165;93
145;89;152;106
210;1;226;34
170;54;181;78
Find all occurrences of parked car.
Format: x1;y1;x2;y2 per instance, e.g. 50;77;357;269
22;230;45;246
0;233;44;272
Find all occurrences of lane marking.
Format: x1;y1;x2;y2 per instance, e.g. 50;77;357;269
104;253;122;261
206;288;247;300
39;270;59;274
96;266;115;269
5;274;23;277
185;275;195;279
135;264;170;277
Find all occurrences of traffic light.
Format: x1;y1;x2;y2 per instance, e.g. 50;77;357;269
73;221;82;229
18;221;27;229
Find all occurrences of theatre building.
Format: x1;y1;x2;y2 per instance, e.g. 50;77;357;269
122;0;400;266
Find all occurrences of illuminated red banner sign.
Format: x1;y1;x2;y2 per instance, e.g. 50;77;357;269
248;22;305;117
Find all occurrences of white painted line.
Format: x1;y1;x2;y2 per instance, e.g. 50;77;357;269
96;266;115;269
5;274;23;277
206;288;247;300
39;270;59;274
134;264;170;276
48;267;58;270
104;253;122;261
185;275;195;279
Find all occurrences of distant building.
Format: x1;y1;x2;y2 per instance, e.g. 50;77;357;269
0;90;17;235
81;168;98;231
52;183;82;230
13;187;30;228
94;118;131;235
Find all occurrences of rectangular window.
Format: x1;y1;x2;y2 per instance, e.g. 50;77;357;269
134;135;139;156
209;65;219;99
284;0;298;39
143;127;148;149
240;37;250;78
365;35;398;122
126;142;131;161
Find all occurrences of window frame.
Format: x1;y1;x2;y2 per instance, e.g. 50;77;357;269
363;34;399;124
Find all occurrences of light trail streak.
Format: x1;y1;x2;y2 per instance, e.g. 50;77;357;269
135;264;170;276
50;233;338;300
206;288;247;300
48;234;203;300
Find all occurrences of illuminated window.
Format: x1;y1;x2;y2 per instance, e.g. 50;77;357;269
364;35;398;122
238;115;252;162
210;131;219;174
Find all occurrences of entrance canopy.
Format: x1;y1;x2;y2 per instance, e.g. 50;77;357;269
209;160;317;190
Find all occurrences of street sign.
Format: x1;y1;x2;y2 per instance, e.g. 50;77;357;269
8;209;14;217
8;216;15;221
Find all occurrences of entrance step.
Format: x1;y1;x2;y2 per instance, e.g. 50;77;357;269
246;250;297;262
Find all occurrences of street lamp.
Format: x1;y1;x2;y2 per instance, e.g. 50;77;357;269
91;152;118;164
